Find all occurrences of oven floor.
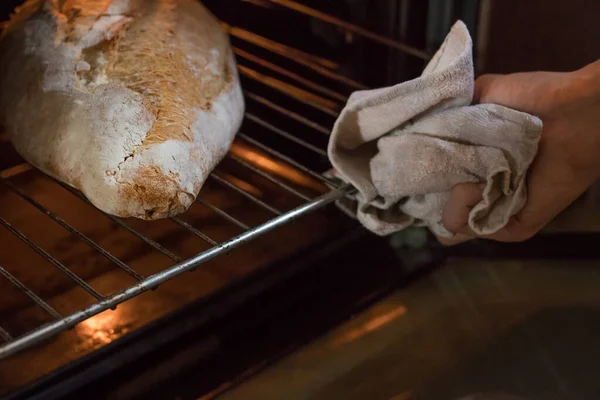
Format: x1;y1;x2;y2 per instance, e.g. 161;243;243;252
218;256;600;400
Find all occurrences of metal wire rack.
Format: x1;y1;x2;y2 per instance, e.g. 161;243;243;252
0;0;428;360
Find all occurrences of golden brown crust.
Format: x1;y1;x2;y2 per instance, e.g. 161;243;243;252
119;165;192;218
72;0;233;145
0;0;244;219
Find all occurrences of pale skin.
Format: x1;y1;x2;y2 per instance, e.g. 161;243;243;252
439;59;600;245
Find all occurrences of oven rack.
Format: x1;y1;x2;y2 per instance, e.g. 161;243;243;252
0;0;429;360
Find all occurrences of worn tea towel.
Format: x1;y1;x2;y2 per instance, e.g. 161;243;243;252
327;20;543;237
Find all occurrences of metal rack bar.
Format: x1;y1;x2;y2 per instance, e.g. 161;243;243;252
227;26;368;90
1;179;144;282
101;216;181;262
226;24;339;69
234;47;347;102
196;198;251;231
0;185;349;360
210;173;283;215
228;154;312;201
170;217;218;246
0;326;11;342
238;133;337;187
244;91;331;136
239;65;340;117
55;182;182;263
0;265;62;319
245;113;328;157
0;217;104;301
266;0;431;60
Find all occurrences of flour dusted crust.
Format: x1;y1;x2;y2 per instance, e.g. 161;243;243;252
0;0;244;219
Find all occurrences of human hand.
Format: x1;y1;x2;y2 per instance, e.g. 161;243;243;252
439;60;600;245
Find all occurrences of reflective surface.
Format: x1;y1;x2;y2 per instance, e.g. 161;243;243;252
220;257;600;400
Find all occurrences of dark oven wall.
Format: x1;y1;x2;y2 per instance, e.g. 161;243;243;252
0;1;21;23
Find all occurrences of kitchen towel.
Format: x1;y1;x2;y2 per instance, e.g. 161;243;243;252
327;20;543;237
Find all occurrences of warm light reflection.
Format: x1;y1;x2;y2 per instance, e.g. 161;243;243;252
390;391;413;400
241;0;275;8
219;172;264;197
225;25;340;71
238;65;339;112
332;305;407;347
74;306;131;352
0;163;32;179
231;143;325;192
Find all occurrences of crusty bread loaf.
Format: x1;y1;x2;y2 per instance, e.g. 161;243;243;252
0;0;244;219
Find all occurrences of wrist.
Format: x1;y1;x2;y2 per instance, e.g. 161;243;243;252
570;60;600;104
561;61;600;179
579;64;600;180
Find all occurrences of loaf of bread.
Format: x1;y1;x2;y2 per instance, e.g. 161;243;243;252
0;0;244;219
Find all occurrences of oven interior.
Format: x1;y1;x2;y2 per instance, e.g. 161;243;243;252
0;0;448;396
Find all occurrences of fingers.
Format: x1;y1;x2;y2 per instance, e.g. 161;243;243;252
441;181;538;242
442;182;485;235
435;182;484;246
435;232;472;247
440;169;590;243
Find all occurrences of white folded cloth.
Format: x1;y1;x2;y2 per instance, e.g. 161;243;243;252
327;20;543;237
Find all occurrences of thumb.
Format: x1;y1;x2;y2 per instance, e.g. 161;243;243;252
473;73;503;104
473;71;570;116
